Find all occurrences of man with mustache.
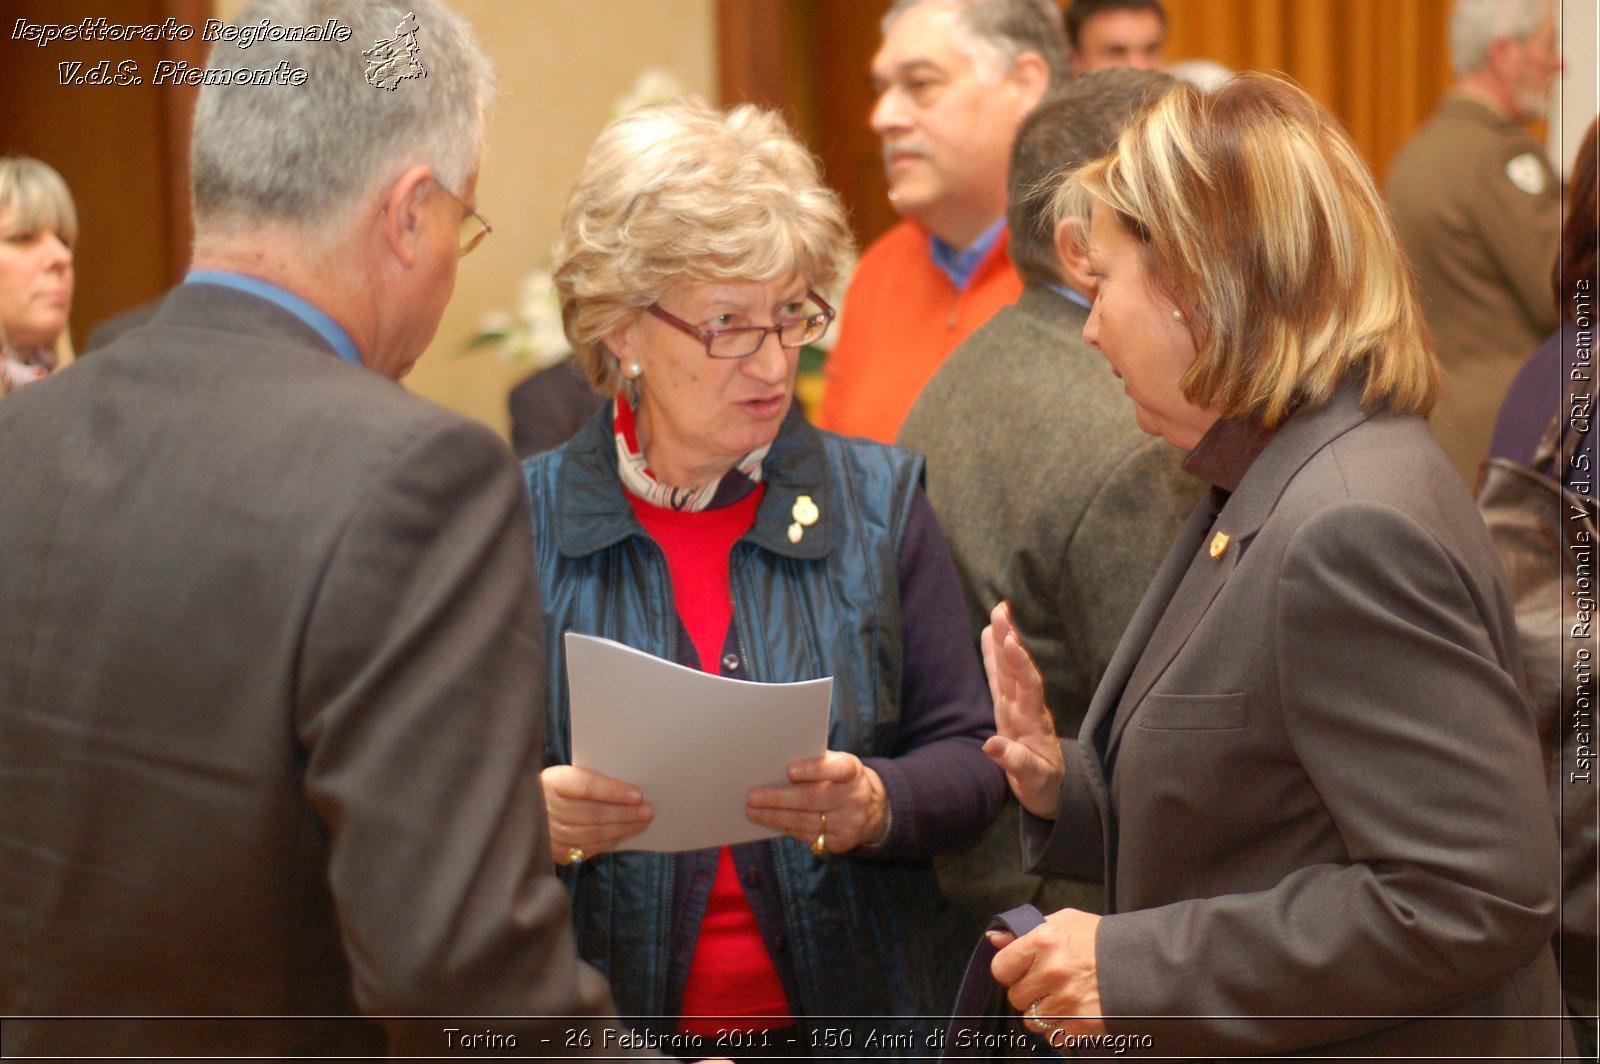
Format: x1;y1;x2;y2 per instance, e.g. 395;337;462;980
1386;0;1565;486
819;0;1066;443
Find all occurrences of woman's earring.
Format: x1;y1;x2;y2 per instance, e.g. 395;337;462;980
625;360;643;379
1172;310;1184;321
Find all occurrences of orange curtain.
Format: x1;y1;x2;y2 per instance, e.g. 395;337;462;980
1161;0;1456;183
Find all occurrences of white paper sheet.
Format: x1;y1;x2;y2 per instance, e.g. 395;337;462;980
564;631;832;853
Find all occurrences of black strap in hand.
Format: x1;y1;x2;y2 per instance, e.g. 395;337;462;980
942;904;1046;1059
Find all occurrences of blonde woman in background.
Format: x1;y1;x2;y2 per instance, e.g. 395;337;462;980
0;156;75;396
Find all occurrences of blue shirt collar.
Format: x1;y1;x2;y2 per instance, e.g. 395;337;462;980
1046;282;1093;310
184;270;363;367
929;218;1006;291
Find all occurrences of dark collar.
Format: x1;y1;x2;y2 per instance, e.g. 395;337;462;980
554;402;834;561
1182;416;1280;494
1207;379;1379;543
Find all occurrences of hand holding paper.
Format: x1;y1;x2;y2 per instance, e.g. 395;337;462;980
564;633;832;853
746;751;890;854
543;764;654;864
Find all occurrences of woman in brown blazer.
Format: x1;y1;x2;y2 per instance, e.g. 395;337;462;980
982;73;1571;1059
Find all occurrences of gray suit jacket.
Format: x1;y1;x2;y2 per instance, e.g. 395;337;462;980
1026;382;1569;1058
0;284;630;1057
900;285;1201;935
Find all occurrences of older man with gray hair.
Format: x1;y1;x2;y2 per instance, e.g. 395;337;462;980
1387;0;1564;486
820;0;1066;443
0;0;650;1057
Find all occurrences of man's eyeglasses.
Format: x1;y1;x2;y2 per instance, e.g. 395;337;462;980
646;291;836;359
432;180;492;257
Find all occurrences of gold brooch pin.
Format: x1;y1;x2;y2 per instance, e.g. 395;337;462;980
1209;531;1230;559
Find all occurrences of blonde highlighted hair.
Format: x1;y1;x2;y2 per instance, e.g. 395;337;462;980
0;155;77;248
554;99;854;395
1058;72;1438;427
0;155;77;367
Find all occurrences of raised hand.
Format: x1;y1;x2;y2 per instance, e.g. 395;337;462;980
981;601;1066;820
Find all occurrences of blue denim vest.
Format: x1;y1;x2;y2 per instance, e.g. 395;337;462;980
523;406;958;1054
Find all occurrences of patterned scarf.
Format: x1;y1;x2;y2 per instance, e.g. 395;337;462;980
1;346;56;397
613;393;769;512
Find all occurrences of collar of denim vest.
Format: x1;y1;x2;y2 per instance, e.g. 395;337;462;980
555;401;832;561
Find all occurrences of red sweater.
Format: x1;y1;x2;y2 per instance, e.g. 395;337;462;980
627;489;791;1034
818;219;1021;443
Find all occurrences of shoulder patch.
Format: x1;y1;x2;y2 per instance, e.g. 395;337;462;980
1506;152;1547;195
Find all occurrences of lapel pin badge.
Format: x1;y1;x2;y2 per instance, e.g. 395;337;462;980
788;522;803;544
1209;531;1230;560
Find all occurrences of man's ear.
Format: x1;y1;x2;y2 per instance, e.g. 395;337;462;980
1484;34;1525;83
377;163;435;268
1008;51;1052;114
1053;216;1096;299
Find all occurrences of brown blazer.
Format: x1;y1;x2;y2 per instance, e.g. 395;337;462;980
1026;382;1570;1059
1387;95;1562;486
0;284;637;1057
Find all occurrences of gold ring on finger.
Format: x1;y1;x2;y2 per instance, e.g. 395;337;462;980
811;811;828;857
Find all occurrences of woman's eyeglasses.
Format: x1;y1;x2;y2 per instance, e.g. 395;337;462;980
646;291;835;359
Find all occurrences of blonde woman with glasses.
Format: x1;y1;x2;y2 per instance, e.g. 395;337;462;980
523;99;1005;1059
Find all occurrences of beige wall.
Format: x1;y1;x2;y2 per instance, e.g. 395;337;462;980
410;0;716;439
1550;0;1598;178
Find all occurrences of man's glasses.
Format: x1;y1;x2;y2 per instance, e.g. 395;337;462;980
646;291;835;359
432;180;492;257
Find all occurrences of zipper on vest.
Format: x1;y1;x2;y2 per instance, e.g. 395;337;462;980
768;840;813;1017
728;549;755;683
638;535;680;665
659;850;678;1015
729;542;820;1019
634;537;682;1016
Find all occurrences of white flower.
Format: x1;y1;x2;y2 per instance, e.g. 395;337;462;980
467;268;570;369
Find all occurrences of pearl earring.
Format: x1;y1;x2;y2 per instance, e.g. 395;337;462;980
626;360;643;379
1172;310;1183;321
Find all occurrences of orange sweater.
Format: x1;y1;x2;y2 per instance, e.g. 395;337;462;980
818;220;1021;442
